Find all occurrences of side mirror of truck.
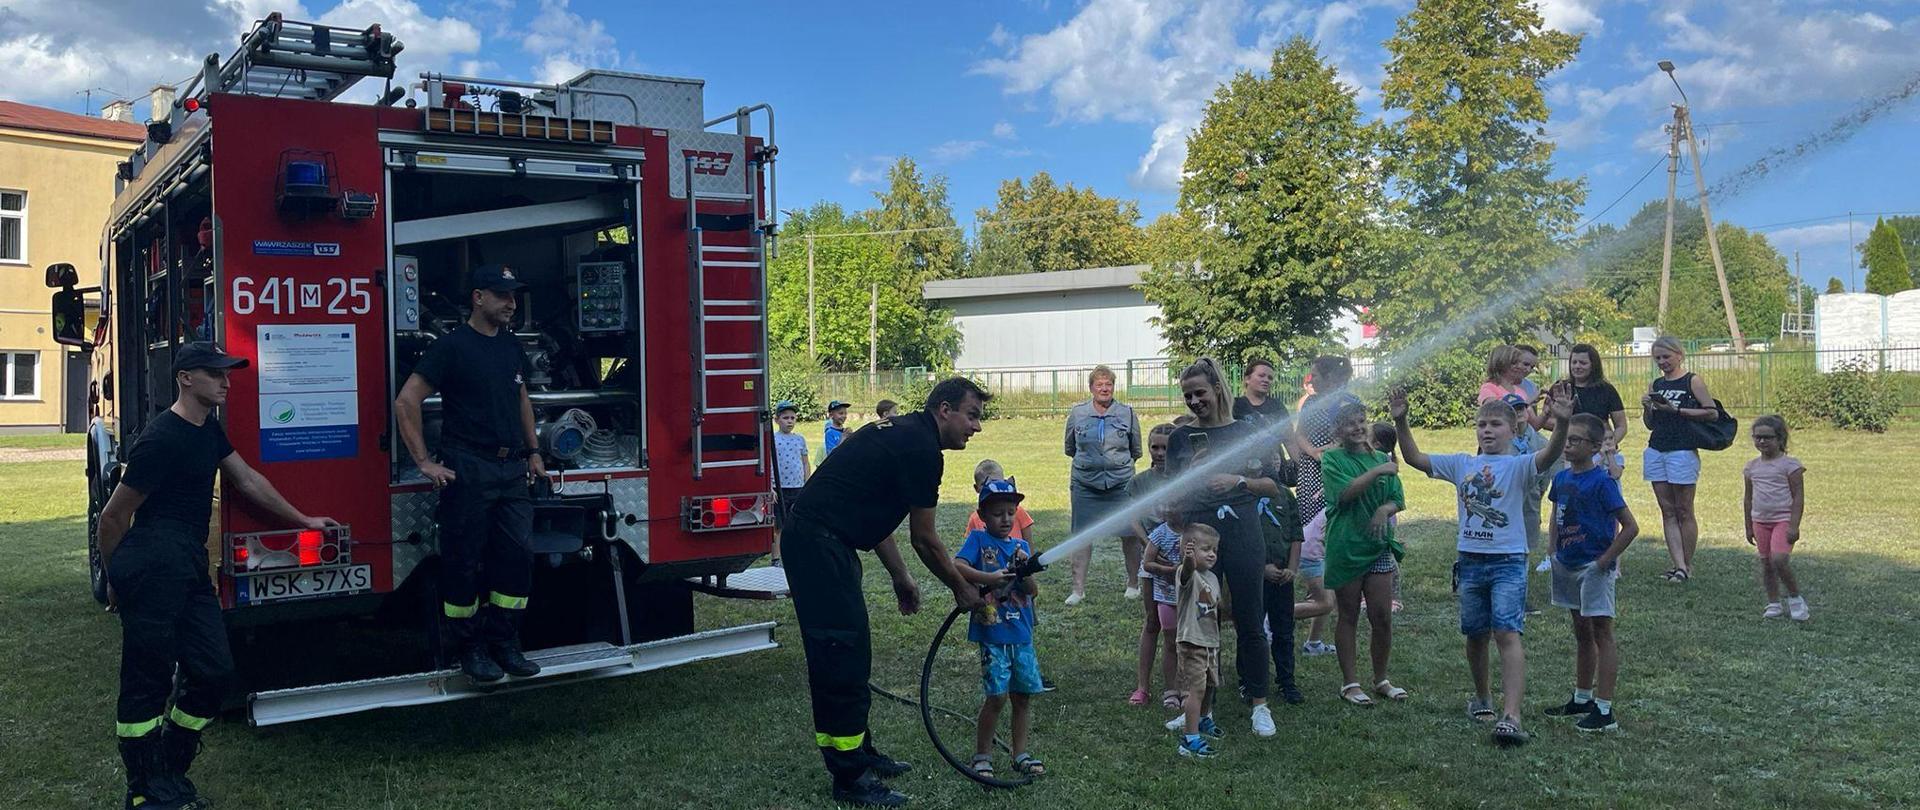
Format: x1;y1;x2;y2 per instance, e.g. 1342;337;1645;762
45;262;79;289
51;288;92;350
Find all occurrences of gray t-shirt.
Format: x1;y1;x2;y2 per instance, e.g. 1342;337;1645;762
1175;566;1222;648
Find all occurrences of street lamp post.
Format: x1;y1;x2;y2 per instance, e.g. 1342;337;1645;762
1656;60;1745;350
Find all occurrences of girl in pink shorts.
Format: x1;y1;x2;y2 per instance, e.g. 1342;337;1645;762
1743;415;1808;621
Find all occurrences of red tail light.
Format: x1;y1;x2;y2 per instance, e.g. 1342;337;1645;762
297;530;323;566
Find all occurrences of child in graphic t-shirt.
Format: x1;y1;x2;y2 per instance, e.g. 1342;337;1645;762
1172;524;1225;759
953;479;1046;778
770;401;809;566
1394;384;1572;748
1543;413;1639;733
1744;415;1809;621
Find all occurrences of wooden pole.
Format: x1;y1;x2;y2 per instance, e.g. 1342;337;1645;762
806;235;816;359
1657;114;1681;331
868;283;878;375
1678;106;1744;350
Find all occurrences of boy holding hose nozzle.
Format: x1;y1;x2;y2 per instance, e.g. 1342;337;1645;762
953;479;1048;779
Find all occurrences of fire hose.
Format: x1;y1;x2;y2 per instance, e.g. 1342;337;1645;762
871;554;1049;791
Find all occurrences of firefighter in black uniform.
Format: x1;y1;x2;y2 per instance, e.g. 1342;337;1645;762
784;378;992;807
97;342;337;809
394;264;547;683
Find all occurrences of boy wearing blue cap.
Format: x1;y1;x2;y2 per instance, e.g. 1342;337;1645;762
823;400;851;457
953;479;1047;778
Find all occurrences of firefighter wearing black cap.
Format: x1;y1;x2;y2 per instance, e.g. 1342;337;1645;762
783;378;993;807
97;341;337;810
394;264;546;683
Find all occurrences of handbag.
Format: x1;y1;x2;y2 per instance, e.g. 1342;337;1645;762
1686;399;1739;452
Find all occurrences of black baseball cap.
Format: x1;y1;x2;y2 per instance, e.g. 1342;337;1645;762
827;400;850;412
172;341;249;374
470;263;527;293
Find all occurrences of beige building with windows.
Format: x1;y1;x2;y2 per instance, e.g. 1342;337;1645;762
0;99;144;432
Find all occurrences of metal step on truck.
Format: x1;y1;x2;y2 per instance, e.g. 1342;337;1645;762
45;11;793;726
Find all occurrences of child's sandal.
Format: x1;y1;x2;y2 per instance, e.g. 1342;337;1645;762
1374;679;1409;700
1012;753;1046;776
1161;690;1183;711
1340;682;1374;706
1129;688;1150;706
969;754;994;777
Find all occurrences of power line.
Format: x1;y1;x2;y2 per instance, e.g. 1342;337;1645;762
1573;156;1667;231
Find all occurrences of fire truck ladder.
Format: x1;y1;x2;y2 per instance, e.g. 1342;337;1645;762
179;13;402;105
685;154;771;480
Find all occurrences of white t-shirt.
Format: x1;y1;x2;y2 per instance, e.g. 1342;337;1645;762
1427;452;1539;554
773;431;808;487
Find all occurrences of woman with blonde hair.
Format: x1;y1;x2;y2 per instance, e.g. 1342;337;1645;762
1642;337;1717;582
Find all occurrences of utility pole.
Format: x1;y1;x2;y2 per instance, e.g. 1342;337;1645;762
867;283;878;377
1794;251;1802;314
1657;60;1743;349
1657;118;1681;330
806;235;816;359
1677;105;1744;350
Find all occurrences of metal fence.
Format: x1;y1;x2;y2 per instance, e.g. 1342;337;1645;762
1540;344;1920;414
811;345;1920;418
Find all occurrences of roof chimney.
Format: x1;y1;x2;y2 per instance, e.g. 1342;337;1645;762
148;85;177;122
102;99;135;123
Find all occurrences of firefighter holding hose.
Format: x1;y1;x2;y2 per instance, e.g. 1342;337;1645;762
394;264;547;684
97;342;337;809
783;378;992;807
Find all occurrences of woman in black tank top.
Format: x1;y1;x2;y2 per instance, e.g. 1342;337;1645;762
1639;337;1717;582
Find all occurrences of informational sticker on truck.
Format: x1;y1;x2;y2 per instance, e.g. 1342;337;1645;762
258;325;358;462
238;564;372;605
253;240;341;257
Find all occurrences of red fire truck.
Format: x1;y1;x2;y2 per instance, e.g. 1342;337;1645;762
45;13;789;725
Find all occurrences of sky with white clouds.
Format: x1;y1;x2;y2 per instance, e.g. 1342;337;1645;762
4;0;1918;290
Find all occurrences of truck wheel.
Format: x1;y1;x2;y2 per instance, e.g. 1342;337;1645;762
87;481;107;605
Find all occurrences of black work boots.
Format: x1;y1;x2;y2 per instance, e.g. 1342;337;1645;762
119;730;211;810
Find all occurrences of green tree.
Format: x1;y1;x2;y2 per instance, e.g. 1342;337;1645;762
1873;215;1920;287
864;157;965;283
1583;201;1797;339
1827;277;1846;294
1140;37;1383;366
1861;216;1913;294
1367;0;1590;422
969;172;1146;276
768;203;958;372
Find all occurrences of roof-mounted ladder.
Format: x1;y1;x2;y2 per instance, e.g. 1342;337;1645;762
181;12;403;106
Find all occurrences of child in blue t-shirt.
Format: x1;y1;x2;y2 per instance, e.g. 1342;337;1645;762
954;479;1045;778
1543;413;1639;733
1394;385;1572;748
822;400;850;457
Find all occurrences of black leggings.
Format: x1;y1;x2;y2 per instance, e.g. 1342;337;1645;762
1195;506;1270;701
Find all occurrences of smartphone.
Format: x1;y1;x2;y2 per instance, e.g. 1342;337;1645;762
1187;431;1210;454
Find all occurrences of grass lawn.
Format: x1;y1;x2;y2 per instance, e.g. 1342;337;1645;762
2;419;1916;808
0;432;84;450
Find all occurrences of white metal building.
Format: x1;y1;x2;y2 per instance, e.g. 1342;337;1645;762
922;265;1164;375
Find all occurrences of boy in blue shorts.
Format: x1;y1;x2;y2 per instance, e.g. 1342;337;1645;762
1543;413;1639;732
1393;384;1572;747
954;479;1046;778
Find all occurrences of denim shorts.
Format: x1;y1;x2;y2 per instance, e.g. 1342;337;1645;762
1642;447;1701;485
1457;552;1529;637
979;642;1043;696
1298;557;1325;580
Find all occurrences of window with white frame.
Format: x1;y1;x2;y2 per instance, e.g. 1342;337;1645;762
0;190;24;263
3;351;39;399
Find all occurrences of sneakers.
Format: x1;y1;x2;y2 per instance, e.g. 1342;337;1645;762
1063;592;1085;606
1786;596;1811;622
1301;640;1336;657
1250;704;1276;737
1166;714;1224;737
1544;697;1597;718
460;644;505;683
490;639;542;678
1178;734;1218;759
1535;558;1553;573
1576;707;1618;732
1039;677;1058;693
1761;602;1785;619
1278;684;1305;705
1124;585;1143;600
831;775;908;807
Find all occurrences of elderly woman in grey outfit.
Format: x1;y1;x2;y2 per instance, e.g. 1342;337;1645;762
1063;365;1143;605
